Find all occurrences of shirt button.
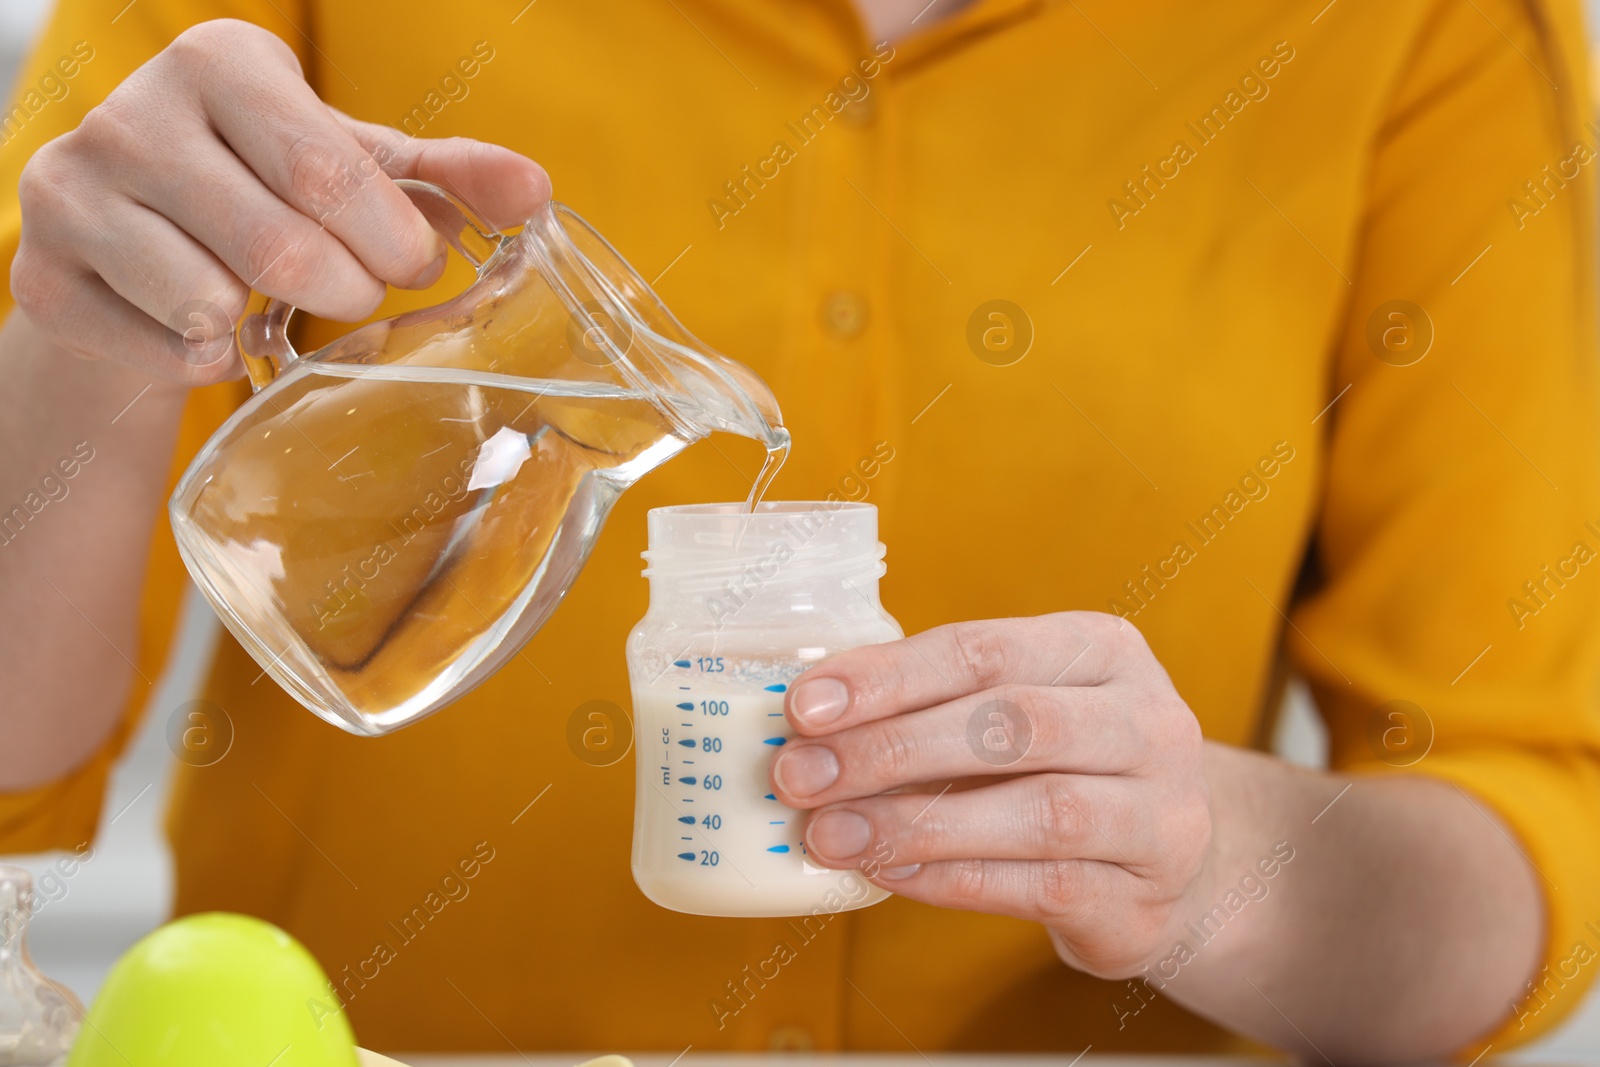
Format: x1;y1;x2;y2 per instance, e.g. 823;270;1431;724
841;92;878;127
820;291;870;340
766;1025;816;1051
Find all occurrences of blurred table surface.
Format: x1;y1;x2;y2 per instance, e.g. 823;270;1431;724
399;1056;1556;1066
404;1058;1276;1066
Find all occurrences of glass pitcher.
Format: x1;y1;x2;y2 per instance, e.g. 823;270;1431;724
169;181;788;737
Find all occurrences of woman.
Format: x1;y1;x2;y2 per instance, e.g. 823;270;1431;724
1;0;1597;1060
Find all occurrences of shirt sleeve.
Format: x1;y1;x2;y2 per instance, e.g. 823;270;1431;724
1290;0;1600;1052
0;0;301;850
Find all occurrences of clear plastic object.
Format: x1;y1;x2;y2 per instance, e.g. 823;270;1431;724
628;502;902;917
169;181;788;737
0;868;81;1067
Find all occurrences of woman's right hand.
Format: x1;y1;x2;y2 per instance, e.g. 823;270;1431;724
9;18;551;387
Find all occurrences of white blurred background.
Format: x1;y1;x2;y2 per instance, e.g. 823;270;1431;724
3;0;1600;1058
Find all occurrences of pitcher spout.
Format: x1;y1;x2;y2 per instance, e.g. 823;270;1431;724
534;203;787;452
654;346;788;452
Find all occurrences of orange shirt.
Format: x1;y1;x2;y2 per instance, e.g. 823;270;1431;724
4;0;1600;1055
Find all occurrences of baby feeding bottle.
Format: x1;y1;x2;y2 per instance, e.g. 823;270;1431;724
627;502;901;917
168;180;787;737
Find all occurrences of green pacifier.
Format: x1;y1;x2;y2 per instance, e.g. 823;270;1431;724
67;913;358;1067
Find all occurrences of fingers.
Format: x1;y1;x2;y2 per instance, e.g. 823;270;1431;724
770;683;1142;807
129;141;386;321
9;262;238;386
868;856;1128;929
43;190;247;339
14;122;251;382
804;773;1153;868
855;856;1170;976
786;612;1141;736
338;114;553;231
195;35;446;289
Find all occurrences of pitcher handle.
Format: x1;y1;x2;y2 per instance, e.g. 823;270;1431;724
237;179;504;392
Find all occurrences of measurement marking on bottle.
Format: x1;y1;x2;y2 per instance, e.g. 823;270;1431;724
764;684;787;692
678;776;696;785
769;820;785;825
676;702;694;711
677;852;695;861
767;845;790;853
678;816;696;824
767;712;784;717
677;739;696;747
764;793;777;801
763;737;786;746
674;660;692;668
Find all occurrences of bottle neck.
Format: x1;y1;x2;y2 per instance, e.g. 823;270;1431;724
641;501;889;633
648;568;886;631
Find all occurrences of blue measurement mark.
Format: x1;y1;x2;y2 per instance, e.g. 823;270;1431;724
678;816;695;824
769;820;786;825
767;712;784;717
682;759;694;764
678;852;696;861
681;798;694;803
764;683;787;693
763;737;786;746
681;836;693;841
678;739;696;747
676;702;694;711
679;686;692;691
674;660;692;668
763;793;777;801
681;723;693;727
678;776;696;785
767;845;791;853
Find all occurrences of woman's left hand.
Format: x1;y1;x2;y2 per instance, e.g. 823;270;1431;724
770;611;1213;978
